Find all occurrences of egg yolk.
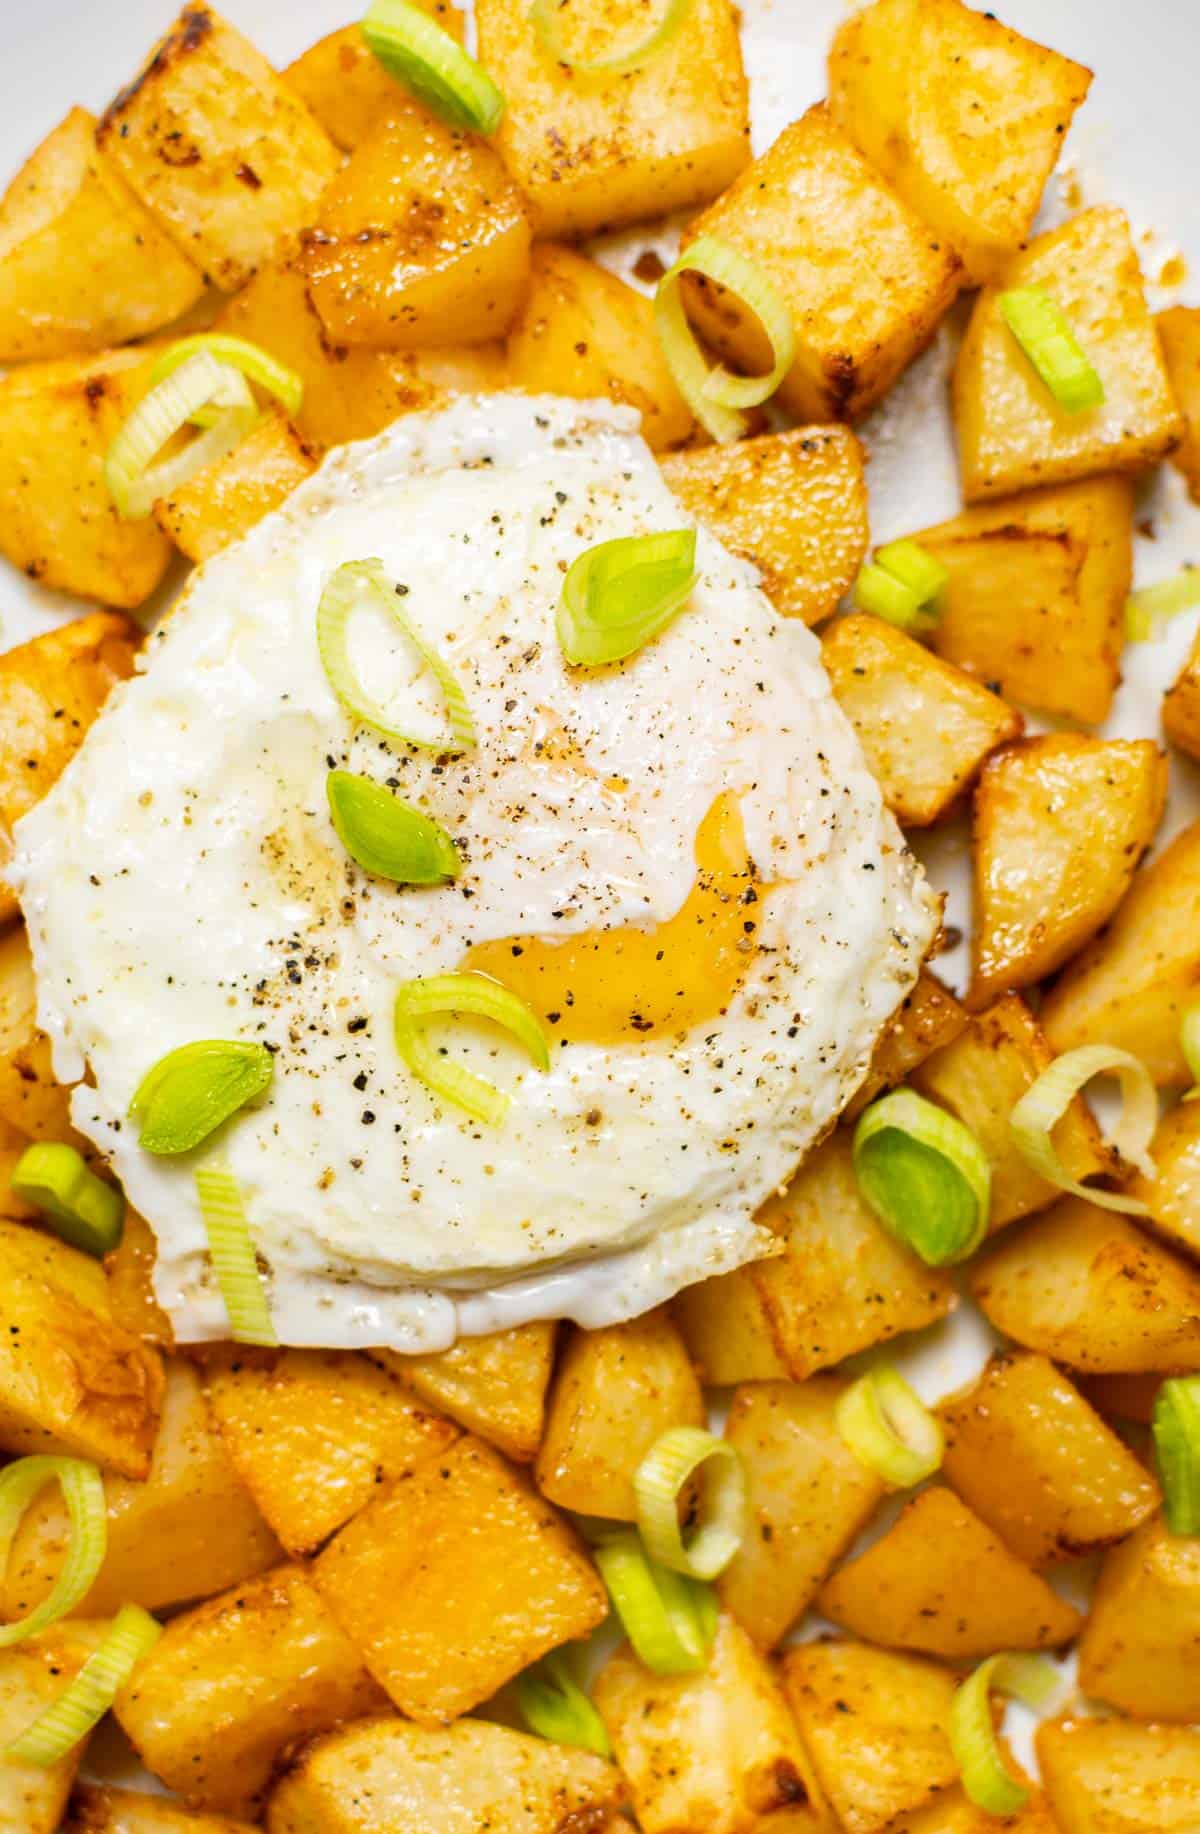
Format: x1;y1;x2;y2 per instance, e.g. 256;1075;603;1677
465;792;758;1044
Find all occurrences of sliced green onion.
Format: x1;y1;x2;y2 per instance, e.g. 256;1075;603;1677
835;1365;944;1489
327;770;459;885
594;1529;716;1676
362;0;505;133
529;0;692;75
394;972;550;1126
317;559;476;754
558;530;697;668
6;1603;162;1767
1181;1005;1200;1103
876;539;949;607
1009;1045;1157;1215
130;1040;275;1157
0;1457;106;1649
655;235;796;443
1125;568;1200;642
950;1653;1063;1816
105;350;259;520
853;1088;990;1266
999;287;1105;415
194;1165;277;1347
854;540;947;634
10;1143;124;1258
634;1426;746;1580
517;1650;611;1758
148;333;303;425
1153;1377;1200;1535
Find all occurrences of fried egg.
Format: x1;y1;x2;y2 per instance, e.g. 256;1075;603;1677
13;395;938;1348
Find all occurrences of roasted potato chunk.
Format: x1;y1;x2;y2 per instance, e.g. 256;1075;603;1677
0;346;173;607
154;412;316;562
822;613;1022;827
104;1207;173;1348
97;6;340;291
818;1485;1081;1659
1079;1511;1200;1720
968;735;1166;1007
845;971;968;1121
970;1199;1200;1373
0;106;204;361
953;208;1182;501
0;1630;101;1833
886;1785;1059;1834
476;0;750;240
1157;305;1200;503
1128;1098;1200;1261
1038;1716;1200;1834
683;104;962;423
66;1785;260;1832
373;1321;555;1463
1163;621;1200;761
662;428;868;622
1040;816;1200;1085
283;7;466;151
717;1377;884;1648
0;925;80;1141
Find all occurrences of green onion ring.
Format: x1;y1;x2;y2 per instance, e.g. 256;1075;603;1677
517;1649;611;1757
529;0;692;75
854;538;948;635
104;351;259;520
1009;1044;1157;1215
1153;1376;1200;1535
950;1653;1063;1816
655;234;796;443
394;972;550;1126
362;0;505;134
557;529;698;668
6;1604;162;1766
835;1365;944;1489
0;1457;107;1649
10;1142;124;1258
194;1164;277;1347
634;1426;746;1580
1182;1004;1200;1102
853;1087;991;1266
130;1040;275;1157
148;333;304;428
593;1528;716;1676
998;286;1105;416
1126;567;1200;642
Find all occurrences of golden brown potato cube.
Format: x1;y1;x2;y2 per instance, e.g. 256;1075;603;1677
818;1485;1081;1659
845;971;968;1122
66;1785;260;1832
1128;1099;1200;1261
970;1198;1200;1373
0;106;204;361
476;0;749;240
828;0;1090;285
507;243;693;453
0;925;80;1141
283;8;466;151
674;1129;955;1385
534;1310;703;1520
683;104;962;423
594;1614;824;1834
301;112;531;350
913;476;1135;725
314;1433;606;1723
780;1640;959;1834
0;1630;100;1832
911;994;1115;1231
104;1207;173;1348
1157;306;1200;503
264;1714;623;1834
154;412;316;562
887;1785;1059;1834
114;1563;386;1817
1038;1716;1200;1834
2;1359;278;1621
969;735;1166;1007
662;428;868;623
373;1321;555;1463
939;1351;1159;1568
717;1377;884;1648
0;1218;164;1477
822;613;1022;827
206;1346;458;1554
1041;817;1200;1085
97;6;340;291
1163;623;1200;762
953;208;1182;501
0;346;173;608
1078;1511;1200;1720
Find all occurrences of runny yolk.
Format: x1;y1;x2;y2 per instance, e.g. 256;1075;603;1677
464;792;759;1045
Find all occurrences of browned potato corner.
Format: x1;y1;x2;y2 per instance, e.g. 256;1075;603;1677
104;1206;174;1348
1157;304;1200;502
154;411;316;562
845;968;968;1121
1078;1510;1200;1720
0;923;82;1141
1163;622;1200;761
1038;1715;1200;1832
1127;1096;1200;1262
0;1630;102;1832
372;1319;555;1462
283;7;466;151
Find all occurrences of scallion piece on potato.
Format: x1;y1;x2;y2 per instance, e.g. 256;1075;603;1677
0;1455;107;1649
950;1652;1062;1815
104;350;260;521
516;1649;611;1758
852;1087;990;1265
593;1528;716;1676
655;234;796;443
834;1364;944;1489
1153;1377;1200;1535
853;539;948;634
1125;566;1200;641
634;1425;746;1580
529;0;693;76
1009;1043;1157;1214
6;1603;162;1766
999;285;1105;414
362;0;505;134
10;1140;124;1257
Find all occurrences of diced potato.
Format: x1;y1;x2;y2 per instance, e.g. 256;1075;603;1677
507;243;693;453
2;1359;278;1620
283;7;466;151
1078;1511;1200;1720
265;1714;623;1834
780;1640;959;1834
0;925;79;1141
594;1614;825;1834
888;1783;1059;1834
662;428;868;620
1128;1099;1200;1261
822;613;1022;827
104;1207;173;1348
0;1218;164;1477
97;6;340;291
154;412;316;562
0;1119;39;1223
114;1563;386;1816
717;1377;884;1648
1163;623;1200;762
970;1198;1200;1372
1038;1716;1200;1834
845;971;968;1122
66;1782;259;1832
0;1629;100;1833
675;1130;955;1385
1157;306;1200;503
939;1351;1159;1568
206;1347;458;1554
0;346;173;608
953;208;1182;501
314;1433;607;1723
828;0;1090;285
682;104;962;423
534;1309;703;1519
912;476;1135;725
911;994;1115;1231
818;1485;1082;1658
1078;1371;1164;1425
1041;817;1200;1085
373;1321;555;1463
969;736;1166;1006
476;0;750;240
0;107;205;361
